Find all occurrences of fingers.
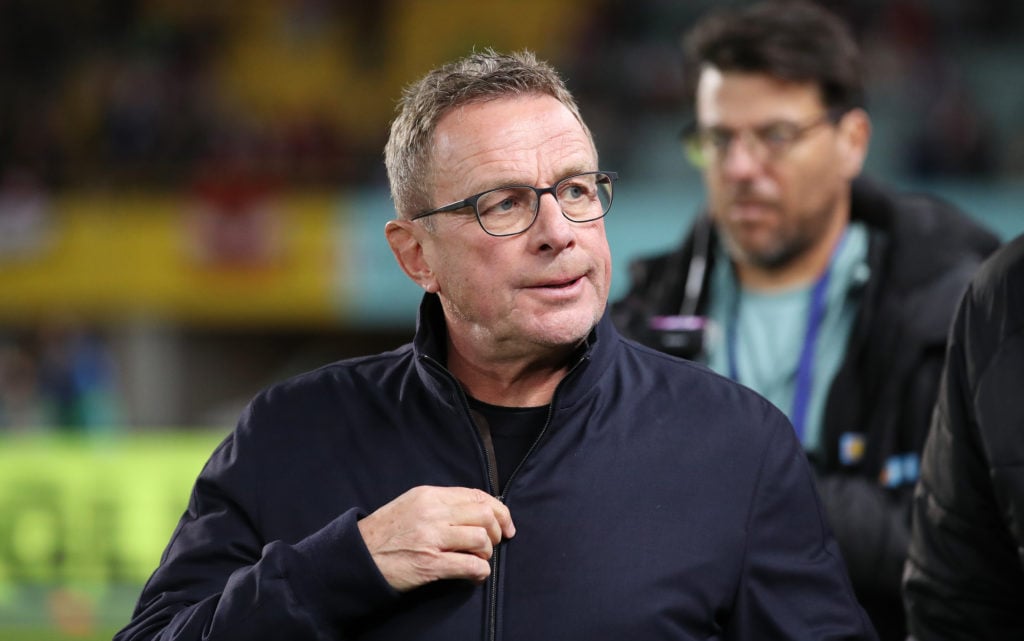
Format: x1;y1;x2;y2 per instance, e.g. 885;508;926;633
443;489;516;543
428;547;492;585
357;485;516;592
444;524;496;560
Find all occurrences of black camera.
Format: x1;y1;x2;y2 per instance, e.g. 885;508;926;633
647;314;708;360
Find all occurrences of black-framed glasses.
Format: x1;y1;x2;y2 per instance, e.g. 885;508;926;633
682;112;840;168
411;171;618;237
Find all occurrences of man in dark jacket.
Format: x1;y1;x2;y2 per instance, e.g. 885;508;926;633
113;50;877;640
903;232;1024;640
610;3;999;639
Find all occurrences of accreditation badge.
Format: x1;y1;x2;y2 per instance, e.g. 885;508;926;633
838;432;866;466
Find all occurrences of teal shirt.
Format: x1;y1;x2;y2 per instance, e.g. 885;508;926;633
705;222;870;457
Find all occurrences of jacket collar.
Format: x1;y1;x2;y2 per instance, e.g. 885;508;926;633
411;293;619;409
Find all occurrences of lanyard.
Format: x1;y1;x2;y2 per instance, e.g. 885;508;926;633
726;231;847;442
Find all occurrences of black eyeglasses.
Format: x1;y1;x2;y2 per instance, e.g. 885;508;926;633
411;171;618;237
682;113;839;168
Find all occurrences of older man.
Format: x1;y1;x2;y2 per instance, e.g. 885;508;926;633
115;49;875;641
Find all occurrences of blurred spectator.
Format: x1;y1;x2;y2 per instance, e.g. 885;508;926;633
610;3;1001;638
904;77;997;179
0;167;55;259
866;0;1000;180
0;323;122;431
36;321;122;431
0;334;47;429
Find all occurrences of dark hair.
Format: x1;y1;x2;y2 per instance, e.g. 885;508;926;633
681;1;864;115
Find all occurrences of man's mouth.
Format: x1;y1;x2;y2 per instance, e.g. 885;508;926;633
729;201;776;219
532;275;582;289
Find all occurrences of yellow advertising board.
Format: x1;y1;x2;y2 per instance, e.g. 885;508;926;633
0;193;339;327
0;431;227;635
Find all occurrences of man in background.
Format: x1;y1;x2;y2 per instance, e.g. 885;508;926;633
611;2;999;638
904;231;1024;640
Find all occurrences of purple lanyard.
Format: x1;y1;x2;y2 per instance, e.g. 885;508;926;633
726;232;847;442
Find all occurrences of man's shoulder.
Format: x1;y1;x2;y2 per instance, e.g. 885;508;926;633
963;232;1024;331
972;232;1024;296
246;344;415;417
612;334;784;425
853;176;999;257
852;177;1000;301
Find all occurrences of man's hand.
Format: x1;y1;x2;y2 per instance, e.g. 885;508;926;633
357;486;516;592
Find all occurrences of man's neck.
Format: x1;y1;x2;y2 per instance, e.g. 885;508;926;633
444;334;575;408
734;216;850;292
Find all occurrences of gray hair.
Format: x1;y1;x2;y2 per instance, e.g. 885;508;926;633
384;48;593;220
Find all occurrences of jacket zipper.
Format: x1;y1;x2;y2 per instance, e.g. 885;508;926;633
421;352;589;641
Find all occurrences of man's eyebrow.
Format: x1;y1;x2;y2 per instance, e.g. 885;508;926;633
473;167;595;192
545;165;598;184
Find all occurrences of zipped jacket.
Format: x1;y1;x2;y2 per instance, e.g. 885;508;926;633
610;176;1000;639
115;294;877;641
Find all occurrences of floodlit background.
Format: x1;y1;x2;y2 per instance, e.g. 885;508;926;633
0;0;1022;638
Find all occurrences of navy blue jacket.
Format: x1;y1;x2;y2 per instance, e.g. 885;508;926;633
115;294;876;640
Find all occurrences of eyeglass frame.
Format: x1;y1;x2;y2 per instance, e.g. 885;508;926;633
681;110;846;169
410;170;619;238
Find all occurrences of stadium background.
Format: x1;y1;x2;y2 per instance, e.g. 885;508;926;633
1;1;1022;638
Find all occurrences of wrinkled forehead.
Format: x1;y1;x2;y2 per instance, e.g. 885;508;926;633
428;95;597;193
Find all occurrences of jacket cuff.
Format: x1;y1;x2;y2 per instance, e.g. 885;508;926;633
290;507;401;625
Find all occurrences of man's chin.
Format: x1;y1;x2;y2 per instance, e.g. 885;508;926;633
527;307;601;346
722;228;776;262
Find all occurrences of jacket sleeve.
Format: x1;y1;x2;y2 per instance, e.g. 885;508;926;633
811;355;942;604
812;474;910;600
904;279;1024;640
728;404;878;641
113;426;400;640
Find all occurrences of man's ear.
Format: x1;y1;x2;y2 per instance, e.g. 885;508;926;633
385;220;439;293
836;108;871;179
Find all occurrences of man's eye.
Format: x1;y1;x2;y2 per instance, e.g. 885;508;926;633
561;184;588;200
706;129;734;150
759;124;798;146
478;189;527;217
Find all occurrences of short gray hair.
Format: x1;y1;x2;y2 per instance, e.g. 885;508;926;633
384;48;593;220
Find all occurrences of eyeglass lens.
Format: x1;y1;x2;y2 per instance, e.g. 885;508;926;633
686;116;832;168
476;172;614;235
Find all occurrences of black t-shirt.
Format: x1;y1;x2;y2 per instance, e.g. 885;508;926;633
467;396;548;493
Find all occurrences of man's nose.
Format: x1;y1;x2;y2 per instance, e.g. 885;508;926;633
720;132;766;180
530;191;576;247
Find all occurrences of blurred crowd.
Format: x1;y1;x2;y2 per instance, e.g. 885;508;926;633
1;0;1023;199
0;0;1022;432
0;0;384;192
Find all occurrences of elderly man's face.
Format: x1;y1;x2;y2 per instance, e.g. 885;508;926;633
416;94;612;356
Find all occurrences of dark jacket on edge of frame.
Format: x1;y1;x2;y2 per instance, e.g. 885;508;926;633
904;233;1024;640
610;175;1000;639
114;294;877;641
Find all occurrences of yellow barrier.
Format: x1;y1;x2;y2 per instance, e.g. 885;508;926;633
0;431;227;631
